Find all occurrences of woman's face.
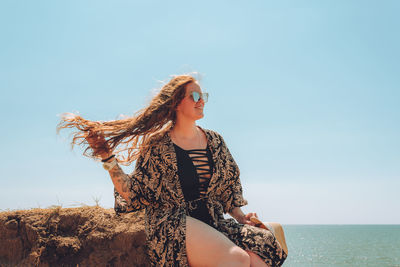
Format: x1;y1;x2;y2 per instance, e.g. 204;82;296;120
175;81;205;122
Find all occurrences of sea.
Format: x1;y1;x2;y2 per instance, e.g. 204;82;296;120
282;225;400;267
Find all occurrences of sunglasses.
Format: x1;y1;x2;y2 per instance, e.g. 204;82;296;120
190;91;209;103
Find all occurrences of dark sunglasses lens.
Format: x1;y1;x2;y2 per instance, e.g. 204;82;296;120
192;91;200;102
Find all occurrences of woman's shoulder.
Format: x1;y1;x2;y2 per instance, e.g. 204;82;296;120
199;127;224;143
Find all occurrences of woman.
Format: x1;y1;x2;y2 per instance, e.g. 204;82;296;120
57;74;288;266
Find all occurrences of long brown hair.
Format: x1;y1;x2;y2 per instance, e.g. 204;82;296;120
56;74;196;165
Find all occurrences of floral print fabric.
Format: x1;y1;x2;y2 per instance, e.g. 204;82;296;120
114;127;287;266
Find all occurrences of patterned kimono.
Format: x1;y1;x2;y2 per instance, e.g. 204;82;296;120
114;127;287;266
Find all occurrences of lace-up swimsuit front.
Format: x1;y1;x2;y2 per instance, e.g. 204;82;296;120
173;142;215;228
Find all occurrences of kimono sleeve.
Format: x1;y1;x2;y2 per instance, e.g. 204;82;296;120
218;134;249;214
114;153;155;214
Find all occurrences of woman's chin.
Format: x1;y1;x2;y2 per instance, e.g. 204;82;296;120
194;113;204;120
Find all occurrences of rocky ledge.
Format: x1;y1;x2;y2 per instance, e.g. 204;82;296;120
0;206;149;266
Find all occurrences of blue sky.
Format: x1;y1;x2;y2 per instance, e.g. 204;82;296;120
1;0;399;224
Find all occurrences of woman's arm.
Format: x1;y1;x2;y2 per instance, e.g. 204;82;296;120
84;130;133;204
107;164;132;204
85;130;153;212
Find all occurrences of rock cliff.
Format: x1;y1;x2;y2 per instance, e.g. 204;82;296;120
0;206;150;266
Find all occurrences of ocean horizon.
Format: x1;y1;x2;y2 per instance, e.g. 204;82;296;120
282;224;400;266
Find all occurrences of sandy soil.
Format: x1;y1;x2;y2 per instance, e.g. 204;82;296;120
0;206;150;266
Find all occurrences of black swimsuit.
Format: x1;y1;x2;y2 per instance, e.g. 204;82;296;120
173;143;215;227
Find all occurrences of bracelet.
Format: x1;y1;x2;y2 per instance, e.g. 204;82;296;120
101;154;115;162
103;157;118;171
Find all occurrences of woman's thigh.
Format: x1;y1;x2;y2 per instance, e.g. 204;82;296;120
186;216;249;267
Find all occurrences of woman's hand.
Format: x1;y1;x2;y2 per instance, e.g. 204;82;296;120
85;130;113;160
238;212;258;226
229;207;259;226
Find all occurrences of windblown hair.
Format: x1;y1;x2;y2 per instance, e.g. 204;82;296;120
56;74;197;165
